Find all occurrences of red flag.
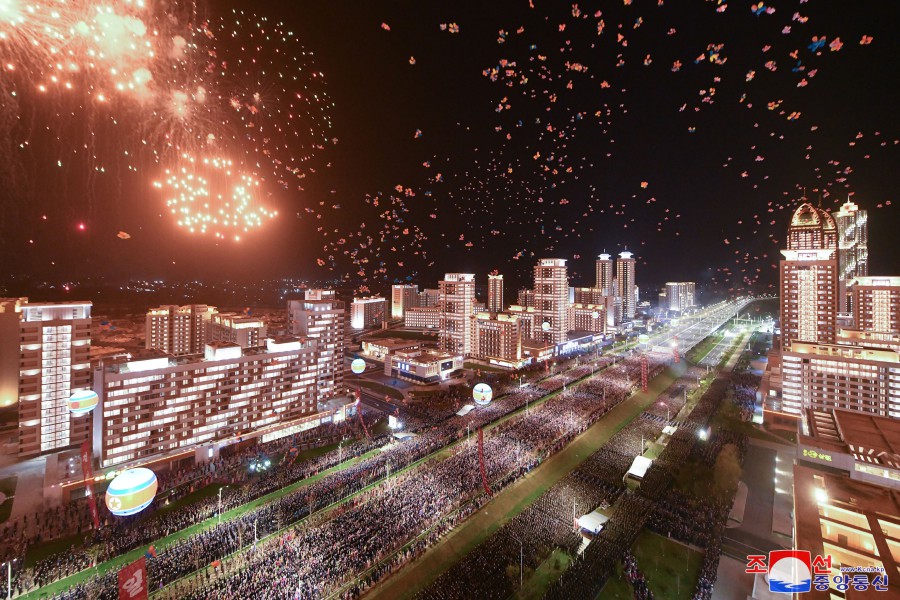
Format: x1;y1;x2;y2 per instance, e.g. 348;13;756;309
80;440;100;529
118;557;148;600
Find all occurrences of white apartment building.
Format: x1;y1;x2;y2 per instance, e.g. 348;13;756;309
288;290;345;399
93;338;321;468
665;282;696;313
404;306;441;329
488;274;505;313
835;200;869;313
391;285;419;319
472;312;522;366
4;299;94;457
350;296;386;330
206;312;267;348
779;204;839;346
439;274;476;355
145;304;218;356
533;259;569;345
781;342;900;417
616;251;636;320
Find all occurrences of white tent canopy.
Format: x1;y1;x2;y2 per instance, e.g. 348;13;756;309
625;455;653;481
577;510;609;535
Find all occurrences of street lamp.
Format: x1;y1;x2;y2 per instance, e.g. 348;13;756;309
218;486;225;524
511;535;523;589
5;559;15;600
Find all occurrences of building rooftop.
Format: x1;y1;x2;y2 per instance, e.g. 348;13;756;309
804;408;900;470
793;463;900;598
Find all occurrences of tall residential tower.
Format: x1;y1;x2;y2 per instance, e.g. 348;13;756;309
835;199;869;314
438;274;476;355
533;259;569;345
616;251;636;320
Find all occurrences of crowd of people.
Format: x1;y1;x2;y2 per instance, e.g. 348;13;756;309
174;355;666;600
415;355;682;600
9;340;750;600
10;348;615;598
542;362;739;600
622;551;655;600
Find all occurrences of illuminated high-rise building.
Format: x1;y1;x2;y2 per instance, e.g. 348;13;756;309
350;296;386;329
439;274;476;355
835;200;869;313
206;312;266;349
533;258;568;345
665;282;696;313
288;290;345;399
487;274;504;313
146;304;218;356
850;277;900;340
12;300;93;457
472;312;522;366
616;251;636;320
93;338;322;468
391;284;419;319
779;203;838;346
595;253;614;296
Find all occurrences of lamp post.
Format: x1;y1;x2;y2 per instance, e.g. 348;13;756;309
5;559;15;600
512;536;523;589
217;486;224;524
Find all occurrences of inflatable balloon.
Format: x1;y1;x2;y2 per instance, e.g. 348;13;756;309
105;468;158;517
68;390;98;416
473;383;493;406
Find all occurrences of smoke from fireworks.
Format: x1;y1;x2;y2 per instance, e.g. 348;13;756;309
0;1;332;238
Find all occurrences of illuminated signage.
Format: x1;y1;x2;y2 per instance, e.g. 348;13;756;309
802;448;833;462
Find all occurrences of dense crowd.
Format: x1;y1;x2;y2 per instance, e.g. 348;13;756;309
623;551;655;600
176;355;665;600
12;349;615;598
415;356;686;600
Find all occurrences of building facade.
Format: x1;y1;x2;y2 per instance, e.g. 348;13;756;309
391;285;419;319
93;338;321;468
533;258;569;345
835;200;869;314
665;282;696;313
145;304;218;356
385;349;464;384
567;304;607;335
472;312;522;365
404;306;441;329
288;290;345;399
616;251;636;320
417;288;441;308
595;253;614;296
487;274;504;313
850;276;900;337
350;296;386;330
439;273;476;355
781;342;900;417
779;203;839;347
206;312;266;348
14;301;93;457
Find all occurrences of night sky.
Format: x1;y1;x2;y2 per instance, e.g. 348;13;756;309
1;0;898;295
